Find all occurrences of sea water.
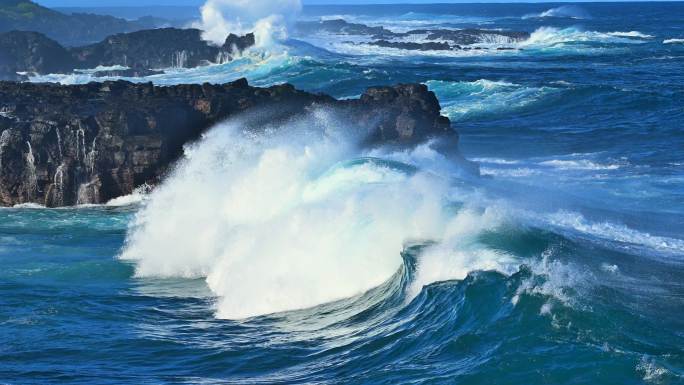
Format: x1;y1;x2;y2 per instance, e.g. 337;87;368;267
4;3;684;383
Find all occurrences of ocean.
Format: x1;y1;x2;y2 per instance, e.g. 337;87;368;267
3;2;684;383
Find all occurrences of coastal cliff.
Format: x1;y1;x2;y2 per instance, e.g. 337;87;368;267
0;79;457;207
0;28;256;80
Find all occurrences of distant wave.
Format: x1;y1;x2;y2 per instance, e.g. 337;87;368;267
544;211;684;255
426;79;560;120
522;27;651;47
481;167;541;178
471;157;520;165
663;38;684;44
539;159;623;171
476;152;628;179
523;5;590;20
607;31;654;39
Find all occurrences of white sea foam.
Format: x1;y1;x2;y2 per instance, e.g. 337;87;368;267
544;210;684;254
663;38;684;44
11;203;46;209
118;109;512;319
521;27;648;48
471;157;520;165
637;357;670;383
297;25;647;59
74;65;130;73
196;0;301;48
523;6;590;20
481;167;540;178
512;248;590;311
600;263;619;273
408;206;516;299
607;31;654;39
106;184;152;207
539;159;622;170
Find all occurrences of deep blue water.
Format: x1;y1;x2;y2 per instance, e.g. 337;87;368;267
5;2;684;384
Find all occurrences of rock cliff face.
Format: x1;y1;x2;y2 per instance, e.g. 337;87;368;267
73;28;255;70
0;28;256;78
0;79;458;207
0;31;76;77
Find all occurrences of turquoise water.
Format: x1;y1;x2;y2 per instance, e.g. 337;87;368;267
5;3;684;383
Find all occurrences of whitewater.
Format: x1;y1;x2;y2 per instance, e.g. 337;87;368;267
2;2;684;384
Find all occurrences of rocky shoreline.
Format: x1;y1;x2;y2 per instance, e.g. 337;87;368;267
0;79;464;207
294;19;530;52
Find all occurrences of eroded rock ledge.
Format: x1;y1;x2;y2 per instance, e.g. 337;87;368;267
0;79;458;207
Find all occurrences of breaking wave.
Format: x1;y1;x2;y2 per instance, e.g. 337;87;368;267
196;0;301;47
118;109;514;319
521;27;651;47
426;79;560;120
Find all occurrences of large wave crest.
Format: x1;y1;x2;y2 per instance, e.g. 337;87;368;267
118;109;511;319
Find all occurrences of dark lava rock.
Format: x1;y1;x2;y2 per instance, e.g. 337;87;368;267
0;31;77;75
0;79;463;207
223;33;256;54
348;83;453;144
405;28;529;46
1;28;257;77
72;28;244;70
371;40;453;51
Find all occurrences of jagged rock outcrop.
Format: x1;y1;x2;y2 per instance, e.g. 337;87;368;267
406;28;529;46
0;79;459;207
351;83;453;144
223;33;256;54
371;40;452;51
0;31;77;77
0;28;256;78
73;28;253;70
